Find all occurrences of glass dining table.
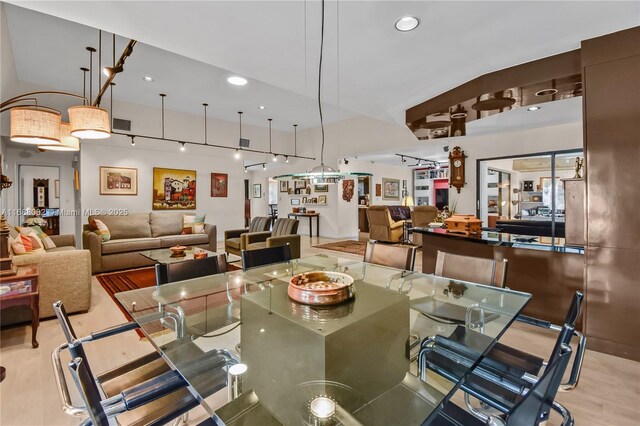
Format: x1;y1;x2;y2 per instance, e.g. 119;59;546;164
115;254;531;425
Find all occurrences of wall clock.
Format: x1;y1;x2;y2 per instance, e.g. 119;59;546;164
449;146;467;193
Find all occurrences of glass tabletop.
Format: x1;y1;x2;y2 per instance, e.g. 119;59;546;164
139;248;241;264
115;254;530;424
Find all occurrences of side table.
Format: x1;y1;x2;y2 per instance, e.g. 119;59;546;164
0;264;40;348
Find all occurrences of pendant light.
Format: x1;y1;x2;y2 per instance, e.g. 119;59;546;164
10;107;61;145
69;46;111;139
39;122;80;151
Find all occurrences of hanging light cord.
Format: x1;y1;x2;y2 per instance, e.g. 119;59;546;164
318;0;325;166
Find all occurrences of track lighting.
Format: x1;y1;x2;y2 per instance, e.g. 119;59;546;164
244;167;248;173
234;149;241;159
285;156;289;163
436;163;441;169
262;164;266;170
272;154;278;162
343;158;349;165
130;135;135;146
180;142;185;152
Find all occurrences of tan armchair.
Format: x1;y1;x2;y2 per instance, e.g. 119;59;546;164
367;205;405;243
224;217;272;256
411;206;439;247
241;218;301;259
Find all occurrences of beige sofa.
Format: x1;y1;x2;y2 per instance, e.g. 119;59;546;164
3;234;92;325
83;212;217;274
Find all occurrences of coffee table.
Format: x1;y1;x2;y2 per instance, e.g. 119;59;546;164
139;248;241;265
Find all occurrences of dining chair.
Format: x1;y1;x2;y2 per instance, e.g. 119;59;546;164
418;291;585;425
363;240;417;271
434;250;508;288
427;344;574;426
155;254;228;285
241;244;292;271
52;301;236;426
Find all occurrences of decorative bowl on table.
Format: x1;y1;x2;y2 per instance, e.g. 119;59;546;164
288;271;355;306
193;249;208;260
169;245;187;257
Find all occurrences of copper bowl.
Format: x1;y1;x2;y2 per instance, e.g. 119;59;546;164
193;251;208;260
288;271;355;306
170;245;187;256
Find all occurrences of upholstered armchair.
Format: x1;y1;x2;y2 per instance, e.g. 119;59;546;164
240;218;301;259
367;205;405;243
224;217;272;256
411;206;439;247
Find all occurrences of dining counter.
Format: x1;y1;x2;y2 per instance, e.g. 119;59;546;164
413;227;585;328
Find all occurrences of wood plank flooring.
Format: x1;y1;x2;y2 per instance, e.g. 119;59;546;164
0;235;638;425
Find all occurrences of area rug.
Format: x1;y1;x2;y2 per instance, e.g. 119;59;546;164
314;240;367;257
97;264;241;338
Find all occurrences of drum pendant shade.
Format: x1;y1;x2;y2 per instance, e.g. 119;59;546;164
10;107;61;145
39;122;80;151
68;105;110;139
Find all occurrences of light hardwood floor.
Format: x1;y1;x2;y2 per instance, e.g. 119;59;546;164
1;235;638;425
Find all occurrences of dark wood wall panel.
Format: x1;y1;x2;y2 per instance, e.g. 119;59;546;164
582;27;640;361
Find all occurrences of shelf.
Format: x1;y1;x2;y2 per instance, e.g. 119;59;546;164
303;203;327;206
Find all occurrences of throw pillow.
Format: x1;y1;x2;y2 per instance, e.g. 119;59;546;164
182;215;206;235
17;226;56;250
11;232;46;255
90;218;111;242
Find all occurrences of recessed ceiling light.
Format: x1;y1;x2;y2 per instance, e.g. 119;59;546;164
259;105;265;110
143;76;153;82
227;76;248;86
527;106;541;111
395;16;419;32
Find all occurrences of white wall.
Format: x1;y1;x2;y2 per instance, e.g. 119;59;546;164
3;147;76;234
343;159;413;206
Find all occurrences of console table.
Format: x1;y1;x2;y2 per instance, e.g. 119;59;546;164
287;212;320;238
0;264;40;348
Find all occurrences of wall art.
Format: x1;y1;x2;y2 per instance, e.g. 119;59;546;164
152;167;196;210
210;173;228;197
100;166;138;196
382;178;400;200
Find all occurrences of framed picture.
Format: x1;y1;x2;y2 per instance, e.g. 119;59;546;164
54;179;60;198
375;183;381;197
291;198;300;205
210;173;228;197
318;195;327;204
152;168;196;210
100;166;138;196
253;183;262;198
279;181;289;192
302;197;308;204
314;184;328;192
382;178;400;200
294;180;307;189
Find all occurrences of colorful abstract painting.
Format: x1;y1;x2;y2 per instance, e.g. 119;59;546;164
153;168;196;210
210;173;228;197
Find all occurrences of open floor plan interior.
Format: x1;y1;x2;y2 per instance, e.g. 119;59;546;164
1;1;639;425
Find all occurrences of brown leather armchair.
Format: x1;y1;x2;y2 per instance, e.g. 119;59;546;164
224;217;272;255
366;205;405;243
241;218;301;259
411;206;439;247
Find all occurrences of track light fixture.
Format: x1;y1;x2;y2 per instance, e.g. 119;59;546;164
285;156;290;163
394;153;440;168
263;164;266;170
180;142;186;152
244;162;267;172
343;158;349;165
234;149;241;159
273;154;278;162
130;135;135;146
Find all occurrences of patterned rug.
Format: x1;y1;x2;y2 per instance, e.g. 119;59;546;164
314;240;367;257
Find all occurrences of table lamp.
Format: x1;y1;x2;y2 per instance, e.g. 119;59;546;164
402;195;414;208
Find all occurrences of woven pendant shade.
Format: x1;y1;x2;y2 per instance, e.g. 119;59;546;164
10;107;61;145
39;122;80;151
68;106;110;139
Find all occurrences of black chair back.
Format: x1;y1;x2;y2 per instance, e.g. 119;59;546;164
507;343;572;425
53;301;98;381
241;244;292;271
155;254;228;285
68;356;109;426
563;291;584;327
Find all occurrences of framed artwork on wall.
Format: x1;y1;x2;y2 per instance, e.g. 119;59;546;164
318;195;327;204
99;166;138;196
54;179;60;198
152;167;196;210
382;178;400;200
375;183;381;197
314;184;328;192
253;183;262;198
210;173;228;197
279;181;289;192
291;198;300;205
294;180;307;189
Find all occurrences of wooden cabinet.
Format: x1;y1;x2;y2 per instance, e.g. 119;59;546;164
358;207;369;232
